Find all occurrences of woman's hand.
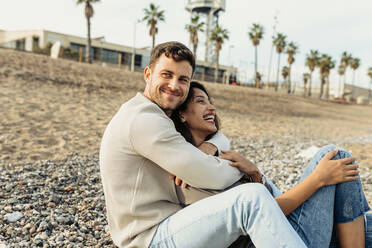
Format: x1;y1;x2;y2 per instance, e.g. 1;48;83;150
220;150;262;182
313;149;359;187
169;174;188;188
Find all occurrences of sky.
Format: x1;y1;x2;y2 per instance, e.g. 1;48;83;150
1;0;372;89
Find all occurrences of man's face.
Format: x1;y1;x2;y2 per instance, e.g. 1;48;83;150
143;54;193;116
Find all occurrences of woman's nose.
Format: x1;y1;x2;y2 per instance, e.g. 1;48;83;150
208;103;216;111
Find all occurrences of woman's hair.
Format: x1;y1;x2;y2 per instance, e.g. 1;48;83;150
171;81;220;146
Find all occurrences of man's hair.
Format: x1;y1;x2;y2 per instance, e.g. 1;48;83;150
149;41;195;74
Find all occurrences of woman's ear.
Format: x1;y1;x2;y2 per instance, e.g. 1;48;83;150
180;113;186;123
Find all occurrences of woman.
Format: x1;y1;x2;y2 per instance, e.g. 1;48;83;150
170;81;371;247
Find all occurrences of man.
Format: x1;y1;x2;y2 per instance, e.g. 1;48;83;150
100;41;306;248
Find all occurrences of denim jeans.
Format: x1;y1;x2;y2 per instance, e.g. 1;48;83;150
286;144;370;248
149;145;371;248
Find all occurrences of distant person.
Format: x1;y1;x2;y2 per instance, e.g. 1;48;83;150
99;41;308;247
169;80;371;247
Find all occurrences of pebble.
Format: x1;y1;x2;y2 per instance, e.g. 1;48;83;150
0;137;370;247
5;212;23;222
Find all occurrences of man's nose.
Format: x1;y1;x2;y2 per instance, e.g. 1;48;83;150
168;78;180;90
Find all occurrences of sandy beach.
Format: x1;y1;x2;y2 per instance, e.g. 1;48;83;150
1;48;372;246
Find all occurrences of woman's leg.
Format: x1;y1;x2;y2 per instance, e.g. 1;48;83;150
366;213;372;248
286;144;370;248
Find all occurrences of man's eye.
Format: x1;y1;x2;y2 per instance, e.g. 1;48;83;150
162;73;171;77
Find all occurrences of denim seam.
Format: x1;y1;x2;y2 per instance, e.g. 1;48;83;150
150;199;282;247
150;203;240;246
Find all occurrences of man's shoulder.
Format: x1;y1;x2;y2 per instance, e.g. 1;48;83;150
121;93;164;116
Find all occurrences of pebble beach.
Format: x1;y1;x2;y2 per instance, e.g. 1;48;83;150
1;48;372;247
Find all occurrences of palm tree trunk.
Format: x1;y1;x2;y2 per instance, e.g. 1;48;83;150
292;79;296;94
308;72;312;97
152;35;155;49
193;44;197;60
352;70;356;96
338;75;341;97
86;17;92;63
214;51;219;83
303;82;307;97
275;53;281;91
325;77;329;99
287;64;292;94
266;44;274;89
343;72;347;97
254;45;258;88
319;77;324;99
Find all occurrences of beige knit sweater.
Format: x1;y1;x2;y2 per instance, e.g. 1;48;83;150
99;93;242;247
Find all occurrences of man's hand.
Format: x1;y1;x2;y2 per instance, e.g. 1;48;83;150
169;174;188;188
313;149;358;187
198;142;218;155
220;150;262;182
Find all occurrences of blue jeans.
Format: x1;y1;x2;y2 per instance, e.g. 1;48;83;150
286;144;370;247
149;145;371;247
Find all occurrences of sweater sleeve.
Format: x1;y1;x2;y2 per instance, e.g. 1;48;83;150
129;111;243;190
205;132;231;155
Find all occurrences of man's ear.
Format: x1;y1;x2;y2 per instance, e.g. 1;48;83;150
144;66;151;84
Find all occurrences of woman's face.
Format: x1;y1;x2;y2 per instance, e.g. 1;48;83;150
180;88;217;137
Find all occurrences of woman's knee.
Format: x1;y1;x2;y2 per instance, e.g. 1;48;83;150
318;144;352;160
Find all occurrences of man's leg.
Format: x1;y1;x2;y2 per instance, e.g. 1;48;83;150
149;183;306;248
287;144;370;248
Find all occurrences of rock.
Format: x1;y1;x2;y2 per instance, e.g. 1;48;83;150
5;211;23;222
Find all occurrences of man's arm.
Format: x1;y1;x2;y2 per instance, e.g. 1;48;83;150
130;112;242;190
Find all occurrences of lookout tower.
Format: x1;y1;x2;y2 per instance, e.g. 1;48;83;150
186;0;226;63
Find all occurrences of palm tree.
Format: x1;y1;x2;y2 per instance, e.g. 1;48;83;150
273;33;287;91
142;3;165;49
210;25;229;83
248;23;264;88
303;73;310;97
185;14;204;59
305;50;320;97
341;51;352;93
317;54;335;99
337;64;345;98
281;66;290;89
368;67;372;101
350;57;361;88
77;0;100;63
285;42;298;94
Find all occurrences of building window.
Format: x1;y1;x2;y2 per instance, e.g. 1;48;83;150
32;37;39;49
134;55;142;66
101;48;119;63
16;39;25;50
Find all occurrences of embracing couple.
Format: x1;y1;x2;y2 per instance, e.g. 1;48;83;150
100;41;371;248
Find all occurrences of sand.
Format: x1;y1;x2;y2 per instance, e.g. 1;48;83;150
1;47;372;201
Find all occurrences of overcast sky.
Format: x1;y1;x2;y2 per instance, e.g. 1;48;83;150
1;0;371;88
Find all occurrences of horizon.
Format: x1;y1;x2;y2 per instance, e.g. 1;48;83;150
1;0;371;89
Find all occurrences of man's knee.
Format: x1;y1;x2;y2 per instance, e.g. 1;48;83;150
234;183;273;203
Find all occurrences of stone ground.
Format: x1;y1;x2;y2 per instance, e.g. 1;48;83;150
0;48;371;247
